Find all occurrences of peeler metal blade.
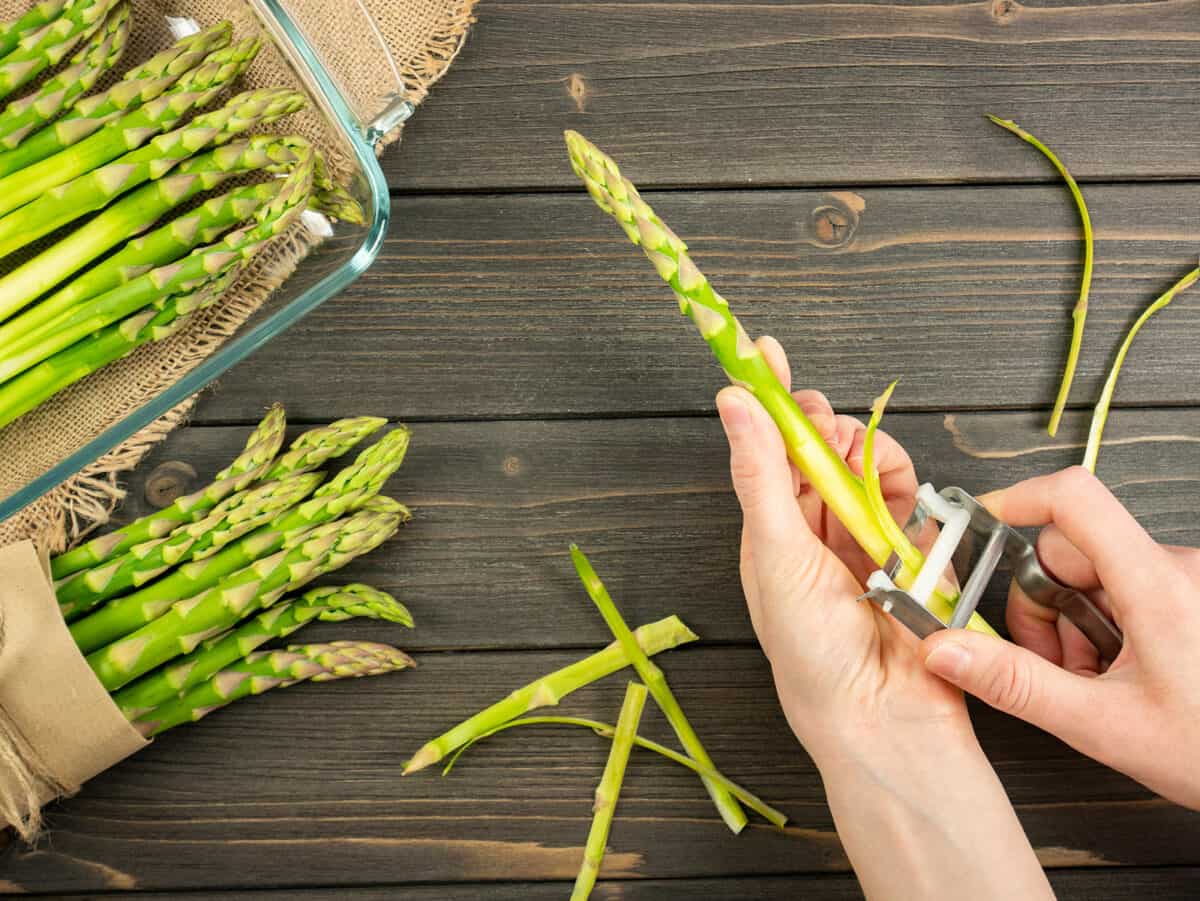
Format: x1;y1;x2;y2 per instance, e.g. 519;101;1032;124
857;484;1124;663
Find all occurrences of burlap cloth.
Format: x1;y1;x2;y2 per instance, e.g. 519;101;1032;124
0;0;476;551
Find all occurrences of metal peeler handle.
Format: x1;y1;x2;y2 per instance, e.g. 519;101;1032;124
860;485;1124;663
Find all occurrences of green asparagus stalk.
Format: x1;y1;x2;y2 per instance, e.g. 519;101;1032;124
50;405;287;579
133;640;415;737
563;131;994;634
58;472;324;623
0;141;313;402
403;615;699;774
66;428;411;651
0;177;284;352
1083;266;1199;473
264;416;388;480
0;0;119;102
0;85;302;268
571;546;746;834
987;116;1093;438
114;583;412;718
0;34;259;219
0;1;67;59
572;681;645;901
0;2;127;149
444;715;787;829
0;21;232;178
87;507;405;690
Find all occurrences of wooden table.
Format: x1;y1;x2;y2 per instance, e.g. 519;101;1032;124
6;0;1200;896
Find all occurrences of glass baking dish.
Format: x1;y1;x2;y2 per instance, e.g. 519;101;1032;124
0;0;411;522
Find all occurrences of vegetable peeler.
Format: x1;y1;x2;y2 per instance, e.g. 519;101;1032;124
858;484;1124;663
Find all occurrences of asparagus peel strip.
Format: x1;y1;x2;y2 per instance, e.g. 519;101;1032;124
0;84;301;271
572;681;646;901
133;640;415;737
403;614;700;774
66;428;411;652
564;131;994;634
1083;266;1199;473
443;715;788;829
87;507;405;691
0;21;233;178
863;380;923;575
0;1;67;59
57;472;324;622
0;34;259;220
0;0;119;102
113;583;412;718
988;115;1093;438
571;546;746;834
0;177;285;352
50;404;287;579
0;2;128;149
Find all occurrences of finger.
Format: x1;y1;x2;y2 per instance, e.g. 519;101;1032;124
757;335;791;393
717;386;814;569
1005;581;1065;665
921;629;1103;751
979;467;1168;612
1036;525;1101;591
846;423;919;500
1057;615;1102;677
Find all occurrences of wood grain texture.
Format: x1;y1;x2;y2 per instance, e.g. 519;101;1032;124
5;645;1199;893
196;184;1200;422
113;406;1200;652
386;0;1200;191
44;867;1200;899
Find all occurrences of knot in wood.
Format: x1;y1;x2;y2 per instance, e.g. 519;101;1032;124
990;0;1020;24
502;455;522;476
144;461;198;508
811;199;861;248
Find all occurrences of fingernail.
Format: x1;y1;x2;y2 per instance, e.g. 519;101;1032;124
924;641;972;680
717;390;752;439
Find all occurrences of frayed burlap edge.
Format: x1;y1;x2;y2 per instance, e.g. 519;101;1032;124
0;0;479;554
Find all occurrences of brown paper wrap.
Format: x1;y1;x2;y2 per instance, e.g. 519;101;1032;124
0;541;147;840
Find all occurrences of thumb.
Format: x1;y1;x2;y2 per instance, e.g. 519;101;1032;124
921;629;1100;741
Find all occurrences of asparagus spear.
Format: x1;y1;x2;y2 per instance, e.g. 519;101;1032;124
0;34;259;219
264;416;388;480
50;405;287;579
114;583;413;718
67;428;411;651
0;2;127;149
0;0;119;102
571;546;746;834
445;715;788;829
0;136;313;395
0;86;302;268
0;1;67;59
87;507;405;690
571;682;645;901
58;472;324;623
0;21;233;178
133;640;415;737
403;615;699;774
0;177;284;352
563;132;994;634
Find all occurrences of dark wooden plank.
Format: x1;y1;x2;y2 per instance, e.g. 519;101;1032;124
199;185;1200;421
4;645;1199;893
387;0;1200;191
44;867;1200;899
117;406;1200;651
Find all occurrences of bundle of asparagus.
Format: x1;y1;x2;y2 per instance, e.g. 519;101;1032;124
0;4;364;429
407;547;787;899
